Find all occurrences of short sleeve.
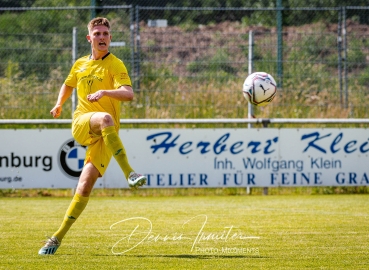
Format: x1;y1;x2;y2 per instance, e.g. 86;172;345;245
64;62;78;88
111;58;132;88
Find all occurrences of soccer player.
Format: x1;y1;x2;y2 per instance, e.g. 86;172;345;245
38;17;147;255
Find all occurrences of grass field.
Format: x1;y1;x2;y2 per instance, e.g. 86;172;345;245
0;194;368;269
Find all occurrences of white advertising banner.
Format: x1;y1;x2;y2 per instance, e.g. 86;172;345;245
1;128;369;189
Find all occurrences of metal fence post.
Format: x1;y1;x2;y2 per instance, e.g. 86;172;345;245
276;0;283;90
90;0;96;19
135;5;141;90
130;5;135;86
337;7;343;108
342;6;348;109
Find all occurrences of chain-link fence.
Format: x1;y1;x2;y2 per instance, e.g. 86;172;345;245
0;2;368;124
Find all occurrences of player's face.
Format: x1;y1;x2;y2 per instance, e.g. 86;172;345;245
87;25;111;53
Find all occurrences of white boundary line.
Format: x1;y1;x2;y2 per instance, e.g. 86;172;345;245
0;118;369;125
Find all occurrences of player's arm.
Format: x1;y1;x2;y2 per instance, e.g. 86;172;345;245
50;84;74;118
87;85;134;103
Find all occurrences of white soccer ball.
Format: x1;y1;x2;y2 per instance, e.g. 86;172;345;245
242;72;277;106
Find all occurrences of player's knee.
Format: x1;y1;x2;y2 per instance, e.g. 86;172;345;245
101;113;114;126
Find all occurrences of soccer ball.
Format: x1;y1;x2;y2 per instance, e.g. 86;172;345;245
242;72;277;106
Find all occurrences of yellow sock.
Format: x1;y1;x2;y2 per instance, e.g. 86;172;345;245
53;193;89;241
102;126;133;179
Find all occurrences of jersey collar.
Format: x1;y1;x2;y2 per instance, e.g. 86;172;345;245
89;52;110;60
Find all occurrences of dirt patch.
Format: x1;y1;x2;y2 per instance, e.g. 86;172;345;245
136;20;369;75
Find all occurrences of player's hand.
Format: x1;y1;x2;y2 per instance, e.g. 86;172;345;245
87;90;104;102
50;104;62;118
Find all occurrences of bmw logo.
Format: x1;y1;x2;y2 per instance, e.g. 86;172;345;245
58;139;87;179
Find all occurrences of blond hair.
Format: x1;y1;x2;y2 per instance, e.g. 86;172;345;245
87;17;111;32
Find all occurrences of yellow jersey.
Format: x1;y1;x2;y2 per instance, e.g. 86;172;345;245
65;52;132;130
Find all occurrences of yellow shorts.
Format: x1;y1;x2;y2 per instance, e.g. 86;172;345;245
72;112;112;176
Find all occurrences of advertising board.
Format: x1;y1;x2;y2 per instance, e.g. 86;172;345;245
1;128;368;188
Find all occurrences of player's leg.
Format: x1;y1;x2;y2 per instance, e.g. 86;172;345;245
38;163;99;255
52;163;98;238
90;112;146;188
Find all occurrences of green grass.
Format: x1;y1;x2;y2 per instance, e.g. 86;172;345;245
0;194;368;269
